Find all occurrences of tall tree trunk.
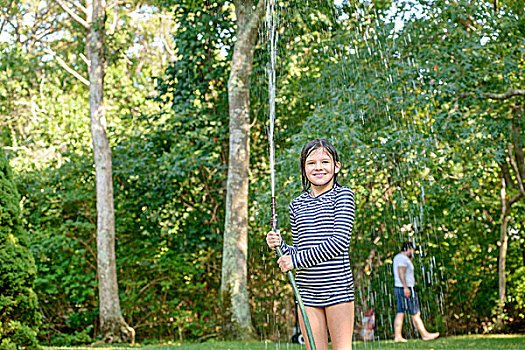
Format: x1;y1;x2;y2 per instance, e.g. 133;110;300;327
496;118;524;329
87;0;134;343
497;175;510;329
220;0;264;337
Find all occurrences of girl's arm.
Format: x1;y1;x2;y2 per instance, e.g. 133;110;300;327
290;188;355;269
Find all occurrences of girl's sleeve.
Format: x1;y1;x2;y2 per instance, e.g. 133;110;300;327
290;188;355;269
279;203;298;255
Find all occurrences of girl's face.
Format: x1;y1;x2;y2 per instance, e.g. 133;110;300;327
304;147;341;189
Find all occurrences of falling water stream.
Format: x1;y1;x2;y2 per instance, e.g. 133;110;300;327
265;0;294;348
266;0;278;227
261;1;450;348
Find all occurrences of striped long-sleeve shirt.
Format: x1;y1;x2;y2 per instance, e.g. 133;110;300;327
280;185;355;307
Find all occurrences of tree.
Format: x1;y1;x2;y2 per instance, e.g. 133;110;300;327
220;0;265;337
52;0;135;341
497;114;525;328
86;0;135;342
0;150;41;349
2;0;192;343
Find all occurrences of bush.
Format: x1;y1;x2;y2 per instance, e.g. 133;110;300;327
0;150;41;349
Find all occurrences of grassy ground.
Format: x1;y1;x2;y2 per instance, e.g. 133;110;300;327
45;334;525;350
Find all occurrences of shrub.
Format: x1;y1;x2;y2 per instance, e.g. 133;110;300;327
0;150;41;349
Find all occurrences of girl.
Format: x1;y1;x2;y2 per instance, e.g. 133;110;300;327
266;138;355;350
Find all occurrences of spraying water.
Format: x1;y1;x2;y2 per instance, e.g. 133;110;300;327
265;1;316;348
266;0;278;229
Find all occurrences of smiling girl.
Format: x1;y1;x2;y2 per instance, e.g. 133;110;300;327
266;138;355;350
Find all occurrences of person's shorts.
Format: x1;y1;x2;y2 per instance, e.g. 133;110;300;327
394;287;420;315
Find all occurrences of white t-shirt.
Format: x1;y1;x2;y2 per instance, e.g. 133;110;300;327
393;253;415;288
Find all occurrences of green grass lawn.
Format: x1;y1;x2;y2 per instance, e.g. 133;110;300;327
45;334;525;350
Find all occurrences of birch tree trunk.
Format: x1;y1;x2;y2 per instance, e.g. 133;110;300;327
220;0;264;337
88;0;134;343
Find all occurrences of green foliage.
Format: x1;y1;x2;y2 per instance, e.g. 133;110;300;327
17;3;236;342
2;0;524;346
386;0;524;333
0;150;41;349
507;244;525;331
43;326;94;347
21;154;98;345
23;140;223;343
264;0;524;337
0;321;39;350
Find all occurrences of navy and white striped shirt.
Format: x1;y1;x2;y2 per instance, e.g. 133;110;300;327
280;185;355;307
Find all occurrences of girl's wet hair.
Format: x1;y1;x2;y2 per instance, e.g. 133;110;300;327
300;138;340;192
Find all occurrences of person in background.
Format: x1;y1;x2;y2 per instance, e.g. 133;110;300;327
393;241;439;342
